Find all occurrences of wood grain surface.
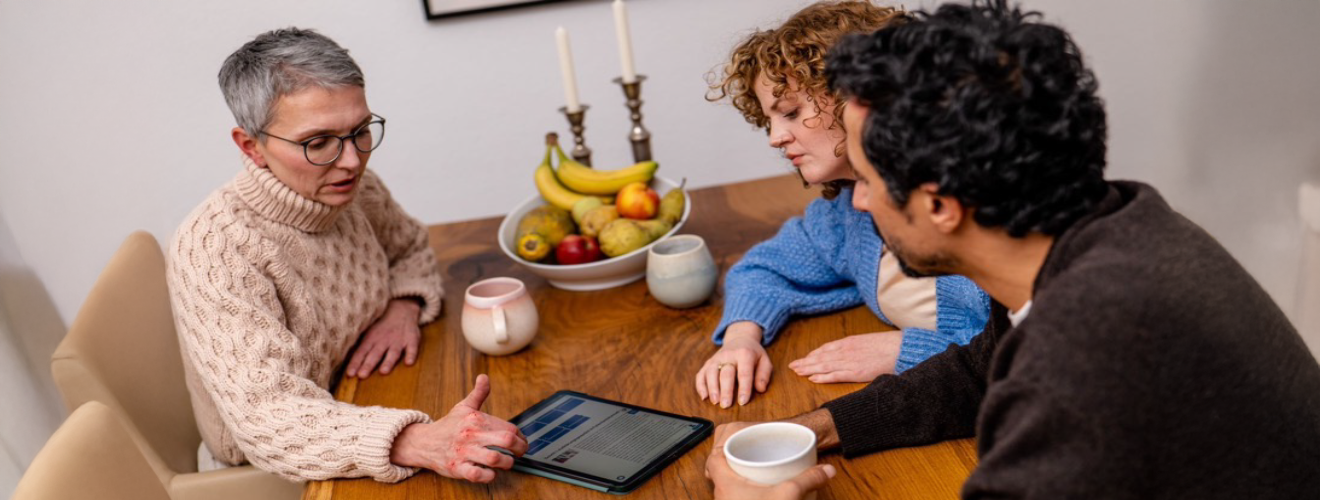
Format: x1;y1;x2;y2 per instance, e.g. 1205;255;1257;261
303;174;977;500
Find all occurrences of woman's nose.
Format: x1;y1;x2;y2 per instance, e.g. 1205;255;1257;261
768;125;791;149
334;144;365;169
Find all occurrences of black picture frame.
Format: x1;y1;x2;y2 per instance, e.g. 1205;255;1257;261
422;0;563;20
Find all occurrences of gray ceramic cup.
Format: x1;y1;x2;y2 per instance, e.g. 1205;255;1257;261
646;235;717;309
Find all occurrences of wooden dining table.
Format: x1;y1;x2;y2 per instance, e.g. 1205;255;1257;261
302;173;978;500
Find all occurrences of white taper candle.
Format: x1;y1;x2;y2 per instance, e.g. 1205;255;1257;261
613;0;637;83
555;26;582;112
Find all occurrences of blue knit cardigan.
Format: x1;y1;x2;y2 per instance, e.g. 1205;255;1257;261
713;187;991;373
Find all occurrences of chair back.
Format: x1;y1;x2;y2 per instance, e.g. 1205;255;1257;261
1300;183;1320;360
12;401;172;500
51;230;200;483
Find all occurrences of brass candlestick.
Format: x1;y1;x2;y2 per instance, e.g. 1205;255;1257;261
559;105;592;166
614;75;652;162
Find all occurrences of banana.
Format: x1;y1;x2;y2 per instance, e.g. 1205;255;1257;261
535;145;594;211
549;135;658;195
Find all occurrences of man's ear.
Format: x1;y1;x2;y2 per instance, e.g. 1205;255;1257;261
917;182;964;234
232;127;266;167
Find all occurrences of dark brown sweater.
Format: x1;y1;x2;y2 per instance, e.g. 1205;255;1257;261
823;181;1320;498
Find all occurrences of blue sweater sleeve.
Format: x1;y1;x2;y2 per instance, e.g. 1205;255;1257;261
892;276;992;373
714;196;864;345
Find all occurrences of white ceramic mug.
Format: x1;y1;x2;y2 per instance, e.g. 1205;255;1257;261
723;422;818;493
462;277;538;356
646;234;717;309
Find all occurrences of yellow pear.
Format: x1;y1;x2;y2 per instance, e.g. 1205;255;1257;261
599;219;651;257
580;205;619;239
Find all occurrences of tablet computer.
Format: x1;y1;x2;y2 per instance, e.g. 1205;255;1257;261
505;390;713;494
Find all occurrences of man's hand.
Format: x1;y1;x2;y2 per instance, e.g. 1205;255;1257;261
348;298;423;378
697;322;772;408
705;431;835;500
390;374;529;483
711;421;756;450
712;410;840;456
788;330;903;383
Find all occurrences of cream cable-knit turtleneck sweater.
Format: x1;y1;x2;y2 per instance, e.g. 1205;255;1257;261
167;158;443;482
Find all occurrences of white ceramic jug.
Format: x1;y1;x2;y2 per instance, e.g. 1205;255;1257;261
462;277;538;356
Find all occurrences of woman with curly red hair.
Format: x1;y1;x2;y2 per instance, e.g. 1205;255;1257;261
696;1;992;409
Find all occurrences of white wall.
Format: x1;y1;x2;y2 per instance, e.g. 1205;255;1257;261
3;0;1317;335
0;0;801;327
1;0;1319;493
1;0;1318;345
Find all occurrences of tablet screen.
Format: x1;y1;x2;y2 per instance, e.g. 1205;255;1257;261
510;391;710;490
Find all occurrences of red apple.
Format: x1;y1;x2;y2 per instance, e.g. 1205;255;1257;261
555;234;602;265
616;182;660;219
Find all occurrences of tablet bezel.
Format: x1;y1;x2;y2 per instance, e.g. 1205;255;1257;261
506;390;713;494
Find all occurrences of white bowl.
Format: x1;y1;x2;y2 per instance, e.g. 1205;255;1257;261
498;176;691;291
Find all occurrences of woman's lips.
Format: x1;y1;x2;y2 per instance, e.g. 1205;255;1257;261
326;176;357;192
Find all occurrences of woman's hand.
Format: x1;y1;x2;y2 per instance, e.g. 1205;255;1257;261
696;322;772;408
788;330;902;383
348;298;423;378
390;374;529;483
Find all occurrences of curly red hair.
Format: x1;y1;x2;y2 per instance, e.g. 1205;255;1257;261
708;1;908;197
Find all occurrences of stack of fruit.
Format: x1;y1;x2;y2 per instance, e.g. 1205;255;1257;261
516;133;686;265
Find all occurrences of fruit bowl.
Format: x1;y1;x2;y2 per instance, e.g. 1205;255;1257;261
498;176;692;291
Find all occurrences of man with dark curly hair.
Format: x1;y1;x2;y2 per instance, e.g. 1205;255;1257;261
705;1;1320;499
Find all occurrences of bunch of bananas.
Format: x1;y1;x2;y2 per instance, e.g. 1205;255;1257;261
534;133;659;211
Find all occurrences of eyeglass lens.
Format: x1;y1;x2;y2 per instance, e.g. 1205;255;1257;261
305;120;385;165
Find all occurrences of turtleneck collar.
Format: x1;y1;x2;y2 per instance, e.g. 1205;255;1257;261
233;156;348;233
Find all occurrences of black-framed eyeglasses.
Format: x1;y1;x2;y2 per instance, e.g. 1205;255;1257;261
261;113;386;166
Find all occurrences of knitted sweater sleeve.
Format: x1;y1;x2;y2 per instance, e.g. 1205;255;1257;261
357;170;444;324
714;196;863;345
168;212;431;483
821;302;1008;457
893;277;992;373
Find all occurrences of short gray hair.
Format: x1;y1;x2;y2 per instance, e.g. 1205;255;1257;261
218;27;364;139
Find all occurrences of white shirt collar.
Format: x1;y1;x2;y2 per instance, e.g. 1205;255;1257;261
1008;300;1033;327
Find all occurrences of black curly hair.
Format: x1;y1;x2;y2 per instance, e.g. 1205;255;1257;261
826;0;1109;237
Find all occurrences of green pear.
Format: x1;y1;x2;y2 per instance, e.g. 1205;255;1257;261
636;219;673;241
659;179;686;224
599;219;650;257
572;197;604;226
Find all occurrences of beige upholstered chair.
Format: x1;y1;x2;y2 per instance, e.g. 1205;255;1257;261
12;401;172;500
51;231;301;500
1300;183;1320;360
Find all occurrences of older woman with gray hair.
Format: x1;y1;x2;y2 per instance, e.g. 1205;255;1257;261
167;27;527;484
